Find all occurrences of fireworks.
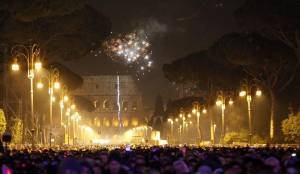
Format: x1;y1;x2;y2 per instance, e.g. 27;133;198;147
103;31;153;75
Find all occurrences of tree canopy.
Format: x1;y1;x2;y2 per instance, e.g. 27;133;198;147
0;1;111;62
163;50;243;90
282;111;300;143
0;0;86;22
209;32;297;92
235;0;300;87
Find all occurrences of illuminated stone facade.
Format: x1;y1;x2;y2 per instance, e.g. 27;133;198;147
72;75;145;135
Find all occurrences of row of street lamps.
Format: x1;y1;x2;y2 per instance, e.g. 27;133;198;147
215;85;262;145
168;104;207;144
10;44;80;147
167;83;262;145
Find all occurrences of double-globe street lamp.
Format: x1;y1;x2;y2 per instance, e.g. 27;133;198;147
11;44;42;147
239;79;262;145
215;90;234;145
36;66;61;147
192;102;207;144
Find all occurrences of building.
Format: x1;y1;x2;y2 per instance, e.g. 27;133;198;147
72;75;145;136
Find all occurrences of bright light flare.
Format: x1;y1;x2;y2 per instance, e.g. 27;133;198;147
54;81;60;89
229;99;234;105
71;104;76;110
35;62;42;71
202;108;207;114
11;63;20;71
239;90;246;97
63;96;69;102
256;90;262;96
51;96;56;102
36;82;44;89
216;100;222;106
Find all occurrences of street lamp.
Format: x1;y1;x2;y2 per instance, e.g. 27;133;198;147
34;62;42;71
71;104;76;110
48;67;60;147
36;81;44;89
63;95;69;102
167;118;174;144
59;86;69;144
216;90;234;145
240;79;262;145
71;112;81;145
11;43;42;147
11;59;20;71
192;101;207;144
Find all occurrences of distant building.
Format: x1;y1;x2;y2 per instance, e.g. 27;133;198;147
72;75;145;135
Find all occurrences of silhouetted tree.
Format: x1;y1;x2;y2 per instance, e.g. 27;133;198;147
210;32;297;140
163;50;243;91
0;1;111;62
235;0;300;89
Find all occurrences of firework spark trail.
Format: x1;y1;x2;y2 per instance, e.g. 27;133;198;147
116;75;122;128
103;31;153;77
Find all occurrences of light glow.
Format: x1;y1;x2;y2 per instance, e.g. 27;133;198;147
36;82;44;89
229;99;234;105
11;63;20;71
216;100;222;106
34;62;42;71
54;81;60;89
239;90;246;97
256;90;262;96
63;96;69;102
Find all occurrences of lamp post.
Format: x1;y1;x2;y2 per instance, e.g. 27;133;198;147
216;91;233;145
65;107;71;145
192;102;207;145
36;67;60;146
71;110;80;145
59;86;68;144
49;68;60;147
11;44;42;147
239;79;262;145
167;118;174;144
179;108;185;143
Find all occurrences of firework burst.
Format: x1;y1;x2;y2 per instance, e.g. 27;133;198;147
103;31;153;76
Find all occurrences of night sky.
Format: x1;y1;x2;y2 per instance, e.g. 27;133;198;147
63;0;244;106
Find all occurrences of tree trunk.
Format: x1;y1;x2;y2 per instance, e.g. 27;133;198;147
269;88;277;142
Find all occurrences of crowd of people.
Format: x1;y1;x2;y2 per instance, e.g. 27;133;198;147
0;145;299;174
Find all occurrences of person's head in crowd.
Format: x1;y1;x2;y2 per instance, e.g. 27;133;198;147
80;161;94;174
223;162;245;174
173;160;190;174
58;158;82;174
286;165;299;174
196;164;213;174
92;164;102;174
107;151;123;174
265;156;281;174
